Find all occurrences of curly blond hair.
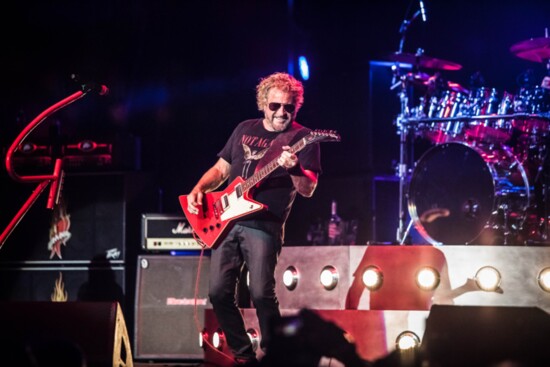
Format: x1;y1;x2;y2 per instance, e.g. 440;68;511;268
255;72;304;112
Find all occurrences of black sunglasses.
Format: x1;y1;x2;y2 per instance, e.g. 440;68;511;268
268;102;296;113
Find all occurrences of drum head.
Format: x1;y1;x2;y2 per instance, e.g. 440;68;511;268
408;143;495;245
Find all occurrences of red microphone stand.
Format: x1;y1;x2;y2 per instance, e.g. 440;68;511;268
1;87;94;248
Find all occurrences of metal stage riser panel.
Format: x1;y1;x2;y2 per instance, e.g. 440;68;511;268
274;245;550;312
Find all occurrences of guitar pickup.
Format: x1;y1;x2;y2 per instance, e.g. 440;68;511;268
220;193;230;210
235;184;243;199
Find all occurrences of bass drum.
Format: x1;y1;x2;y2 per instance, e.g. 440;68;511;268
408;142;531;245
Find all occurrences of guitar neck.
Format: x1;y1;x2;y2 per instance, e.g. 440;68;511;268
242;137;307;192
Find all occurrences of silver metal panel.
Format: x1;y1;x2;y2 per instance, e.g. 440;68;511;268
275;246;351;309
436;246;550;311
275;245;550;312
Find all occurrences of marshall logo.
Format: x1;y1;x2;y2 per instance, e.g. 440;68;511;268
172;221;193;235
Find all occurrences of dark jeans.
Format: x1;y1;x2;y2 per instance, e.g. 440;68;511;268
208;224;282;359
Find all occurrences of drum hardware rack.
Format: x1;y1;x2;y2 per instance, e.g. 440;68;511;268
400;112;550;125
394;76;412;245
394;113;411;245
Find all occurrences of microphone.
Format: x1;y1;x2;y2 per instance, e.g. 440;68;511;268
82;82;110;96
419;0;427;22
70;74;109;96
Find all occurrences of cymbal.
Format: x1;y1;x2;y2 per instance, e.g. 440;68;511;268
386;52;462;70
447;81;469;94
510;37;550;63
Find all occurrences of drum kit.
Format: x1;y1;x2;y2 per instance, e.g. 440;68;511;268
391;36;550;247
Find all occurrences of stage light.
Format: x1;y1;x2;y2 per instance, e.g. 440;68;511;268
283;266;299;290
475;266;502;292
246;269;250;287
362;265;383;291
298;56;310;81
247;328;260;352
279;314;303;337
199;329;208;349
287;58;295;78
395;330;421;351
212;329;225;349
537;267;550;292
415;266;440;291
320;265;339;290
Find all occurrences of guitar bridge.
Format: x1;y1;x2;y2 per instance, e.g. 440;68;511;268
213;198;224;219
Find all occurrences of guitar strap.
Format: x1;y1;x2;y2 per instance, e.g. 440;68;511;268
255;121;306;173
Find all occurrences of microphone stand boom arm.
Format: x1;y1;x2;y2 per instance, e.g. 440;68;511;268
398;10;421;54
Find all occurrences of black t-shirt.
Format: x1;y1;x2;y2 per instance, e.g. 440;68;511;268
218;118;322;239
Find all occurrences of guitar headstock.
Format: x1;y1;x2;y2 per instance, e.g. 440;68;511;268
307;129;341;144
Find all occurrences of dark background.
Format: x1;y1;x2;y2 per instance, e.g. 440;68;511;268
1;0;549;246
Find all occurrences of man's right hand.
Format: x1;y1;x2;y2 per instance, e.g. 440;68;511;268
187;190;203;215
186;157;231;215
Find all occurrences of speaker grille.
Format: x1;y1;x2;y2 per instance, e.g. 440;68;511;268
134;254;211;360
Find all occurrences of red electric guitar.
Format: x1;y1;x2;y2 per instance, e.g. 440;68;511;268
179;129;340;249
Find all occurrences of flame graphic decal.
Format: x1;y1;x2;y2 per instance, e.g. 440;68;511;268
51;272;68;302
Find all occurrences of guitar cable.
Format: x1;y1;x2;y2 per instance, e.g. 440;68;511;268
191;233;236;365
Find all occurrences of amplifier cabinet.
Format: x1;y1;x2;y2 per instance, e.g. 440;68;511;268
0;173;154;263
134;254;211;360
0;264;126;309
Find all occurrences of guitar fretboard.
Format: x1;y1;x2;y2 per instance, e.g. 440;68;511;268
242;137;307;192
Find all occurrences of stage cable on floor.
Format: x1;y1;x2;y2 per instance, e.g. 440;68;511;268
192;235;236;364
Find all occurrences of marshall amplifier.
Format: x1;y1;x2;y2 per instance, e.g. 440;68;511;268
141;213;203;251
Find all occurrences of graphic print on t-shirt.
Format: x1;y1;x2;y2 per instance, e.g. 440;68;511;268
242;144;269;178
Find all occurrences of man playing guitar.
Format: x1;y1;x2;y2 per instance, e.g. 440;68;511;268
184;72;323;365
